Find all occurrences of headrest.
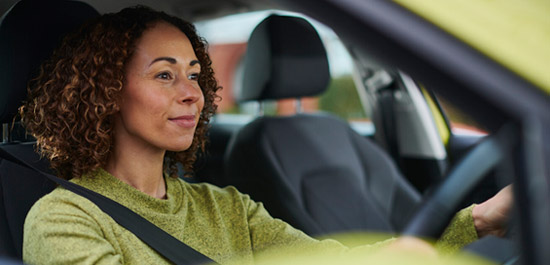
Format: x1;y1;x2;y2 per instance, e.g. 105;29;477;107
0;0;100;123
239;15;330;102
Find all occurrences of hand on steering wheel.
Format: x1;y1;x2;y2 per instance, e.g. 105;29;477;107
403;124;516;239
473;185;513;238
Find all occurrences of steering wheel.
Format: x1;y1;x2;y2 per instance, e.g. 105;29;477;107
403;124;516;238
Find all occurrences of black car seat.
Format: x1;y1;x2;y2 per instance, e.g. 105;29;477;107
224;15;422;236
0;0;99;259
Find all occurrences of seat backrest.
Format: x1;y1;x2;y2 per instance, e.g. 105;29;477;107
224;15;421;236
0;0;99;258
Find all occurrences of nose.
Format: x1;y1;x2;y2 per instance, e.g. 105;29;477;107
176;79;203;105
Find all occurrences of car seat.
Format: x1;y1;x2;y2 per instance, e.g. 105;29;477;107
0;0;99;259
224;15;422;236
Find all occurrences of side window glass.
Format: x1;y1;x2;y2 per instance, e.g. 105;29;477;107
318;30;367;121
434;93;487;135
195;11;369;125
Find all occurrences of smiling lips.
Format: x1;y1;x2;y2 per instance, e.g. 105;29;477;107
168;115;197;128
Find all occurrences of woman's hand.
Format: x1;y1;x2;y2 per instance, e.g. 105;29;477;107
385;236;438;258
472;185;513;237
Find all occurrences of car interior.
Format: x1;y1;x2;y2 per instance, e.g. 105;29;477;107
0;0;101;259
1;0;549;264
222;14;421;236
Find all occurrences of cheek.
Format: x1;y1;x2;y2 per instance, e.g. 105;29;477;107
143;95;168;115
121;91;168;126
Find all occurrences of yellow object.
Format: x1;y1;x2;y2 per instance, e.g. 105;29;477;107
422;87;451;145
394;0;550;93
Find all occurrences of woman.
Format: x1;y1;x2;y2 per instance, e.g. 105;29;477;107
20;6;511;265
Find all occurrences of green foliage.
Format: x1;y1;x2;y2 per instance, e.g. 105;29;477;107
319;75;367;120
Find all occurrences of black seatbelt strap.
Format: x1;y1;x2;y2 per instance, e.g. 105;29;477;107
0;147;217;265
377;85;400;167
366;70;400;169
379;87;399;162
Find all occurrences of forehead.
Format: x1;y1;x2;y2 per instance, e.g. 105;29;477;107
134;21;195;57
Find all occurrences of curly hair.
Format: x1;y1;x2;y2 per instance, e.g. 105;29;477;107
19;6;220;179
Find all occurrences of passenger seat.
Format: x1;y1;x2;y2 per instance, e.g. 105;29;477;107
224;15;422;236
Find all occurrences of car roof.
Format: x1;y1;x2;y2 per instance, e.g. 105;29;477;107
0;0;276;21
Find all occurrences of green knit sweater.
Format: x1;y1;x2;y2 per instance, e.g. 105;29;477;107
23;169;477;264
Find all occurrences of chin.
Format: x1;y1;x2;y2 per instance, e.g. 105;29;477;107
161;134;195;152
165;142;193;152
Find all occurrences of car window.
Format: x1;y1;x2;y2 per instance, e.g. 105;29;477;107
433;92;487;136
194;10;369;124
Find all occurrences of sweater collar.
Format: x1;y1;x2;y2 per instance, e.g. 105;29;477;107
71;168;183;215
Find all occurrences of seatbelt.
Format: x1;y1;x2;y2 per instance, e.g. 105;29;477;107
0;147;217;265
377;86;400;166
365;70;400;167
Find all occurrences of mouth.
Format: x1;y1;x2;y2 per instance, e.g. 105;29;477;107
168;115;197;128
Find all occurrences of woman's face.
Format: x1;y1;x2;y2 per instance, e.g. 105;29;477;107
114;21;204;153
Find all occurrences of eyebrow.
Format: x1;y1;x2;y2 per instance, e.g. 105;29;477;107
150;57;177;66
189;60;200;67
149;57;201;67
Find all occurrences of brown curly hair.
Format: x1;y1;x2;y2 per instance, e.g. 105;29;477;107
19;6;220;180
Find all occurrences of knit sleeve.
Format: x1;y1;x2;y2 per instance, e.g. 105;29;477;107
436;204;478;253
242;194;347;257
245;191;477;255
23;195;123;265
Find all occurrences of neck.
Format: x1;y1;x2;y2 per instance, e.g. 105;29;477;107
105;141;167;199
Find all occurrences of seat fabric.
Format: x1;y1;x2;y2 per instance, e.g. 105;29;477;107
0;0;99;259
0;144;54;258
224;15;421;236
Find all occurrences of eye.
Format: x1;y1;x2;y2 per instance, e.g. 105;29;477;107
188;73;200;81
156;71;173;80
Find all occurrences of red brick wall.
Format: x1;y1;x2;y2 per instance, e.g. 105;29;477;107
208;43;247;112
